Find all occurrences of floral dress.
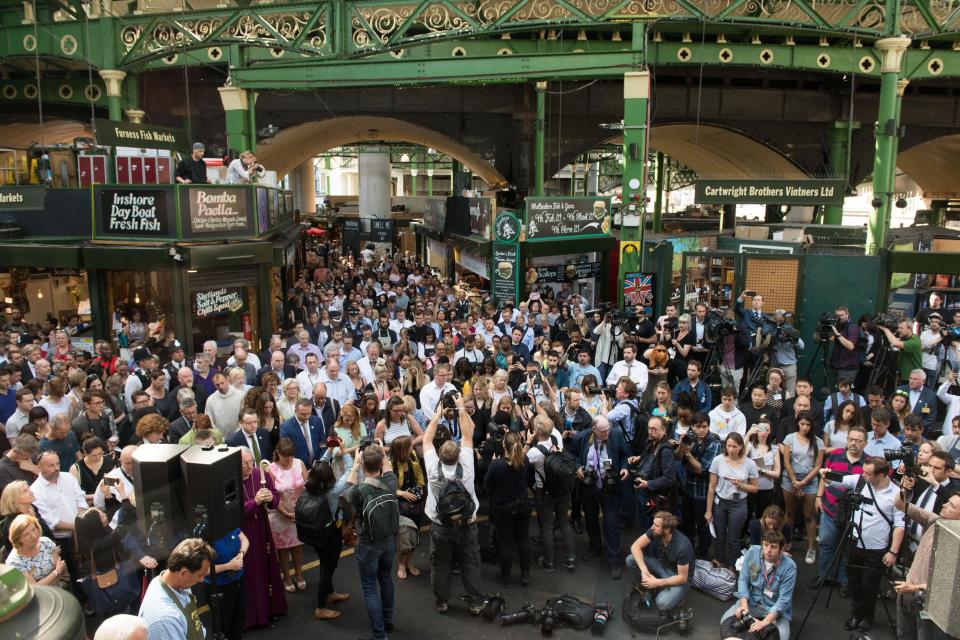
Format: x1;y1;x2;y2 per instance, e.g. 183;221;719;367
267;459;306;549
7;537;57;582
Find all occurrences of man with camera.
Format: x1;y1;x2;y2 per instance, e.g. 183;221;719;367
526;414;576;572
919;314;944;388
880;318;924;385
720;531;797;640
225;150;263;184
826;306;862;384
680;411;722;557
626;512;693;616
769;310;804;395
626;306;658;349
572;415;630;579
629;416;679;531
422;392;484;615
897;369;939;436
834;457;905;632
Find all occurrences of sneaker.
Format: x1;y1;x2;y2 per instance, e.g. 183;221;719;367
468;600;486;616
563;556;576;571
536;556;555;572
805;549;816;565
435;599;449;614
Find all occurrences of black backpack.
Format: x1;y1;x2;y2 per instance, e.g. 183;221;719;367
619;401;647;455
536;436;578;497
433;460;475;528
358;477;400;544
294;491;339;548
622;589;662;633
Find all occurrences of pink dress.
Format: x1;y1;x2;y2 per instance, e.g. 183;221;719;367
267;459;305;549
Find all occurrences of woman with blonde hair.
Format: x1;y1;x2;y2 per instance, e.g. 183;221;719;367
365;364;391;409
5;514;65;585
277;378;301;421
344;360;365;403
483;432;532;586
490;369;513;409
0;481;53;561
402;358;429;402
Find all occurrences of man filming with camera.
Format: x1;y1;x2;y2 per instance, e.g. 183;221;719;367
720;531;797;640
880;318;923;386
825;306;862;384
680;411;722;557
769;310;804;395
628;416;679;530
225;150;264;184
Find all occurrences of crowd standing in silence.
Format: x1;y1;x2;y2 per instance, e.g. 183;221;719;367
0;244;958;640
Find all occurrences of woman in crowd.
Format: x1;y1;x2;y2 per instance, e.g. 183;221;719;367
890;389;912;432
705;433;759;569
823;400;863;450
745;419;780;520
197;526;249;640
470;378;494;428
255;391;282;448
38;376;76;421
344;361;365;403
403;395;428;432
229;367;250;395
261;372;281;404
5;514;65;586
268;438;308;593
296;461;349;621
327;403;362;477
277;379;301;422
70;436;114;506
484;431;532;586
376;396;423;446
780;410;824;563
401;357;428;404
49;330;72;363
352;393;377;438
144;369;177;420
644;381;675;436
390;434;425;579
75;507;140;627
747;504;793;547
365;365;391;409
764;368;790;415
0;481;54;561
579;374;608;417
135;413;168;444
127;310;148;343
66;368;88;409
490;369;513;409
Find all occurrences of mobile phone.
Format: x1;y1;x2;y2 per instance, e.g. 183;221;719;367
103;477;119;487
824;471;846;482
744;290;757;297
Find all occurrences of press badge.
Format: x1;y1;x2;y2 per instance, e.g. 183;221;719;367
922;406;930;414
764;588;775;599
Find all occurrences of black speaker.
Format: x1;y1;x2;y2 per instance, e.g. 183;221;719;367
180;445;243;542
132;443;190;555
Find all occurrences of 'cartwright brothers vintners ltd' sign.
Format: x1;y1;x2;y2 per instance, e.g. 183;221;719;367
187;188;251;235
694;179;846;206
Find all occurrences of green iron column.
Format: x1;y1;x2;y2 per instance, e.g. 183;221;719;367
534;81;546;196
218;86;256;155
884;79;909;230
652;151;665;233
867;36;910;255
98;70;126;121
619;68;650;306
824;121;859;225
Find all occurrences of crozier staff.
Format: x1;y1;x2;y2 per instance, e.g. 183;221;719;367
226;151;263;185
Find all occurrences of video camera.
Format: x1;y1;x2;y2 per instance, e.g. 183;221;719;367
874;312;902;331
515;390;533;406
704;310;736;343
584;384;617;399
815;312;842;340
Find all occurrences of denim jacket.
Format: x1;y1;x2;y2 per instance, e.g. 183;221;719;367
735;545;798;621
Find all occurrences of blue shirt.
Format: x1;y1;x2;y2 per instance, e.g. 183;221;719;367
205;528;243;585
40;434;81;472
567;363;601;388
607;399;638;441
672;379;712;413
865;430;902;458
736;545;798;621
139;573;205;640
0;387;15;423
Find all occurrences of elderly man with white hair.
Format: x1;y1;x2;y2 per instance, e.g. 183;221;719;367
94;614;147;640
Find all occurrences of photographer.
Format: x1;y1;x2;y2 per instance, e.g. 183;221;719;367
604;377;641;450
935;371;960;439
484;431;532;586
688;302;711;367
769;310;804;395
571;415;630;579
919;314;944;387
680;411;722;557
592;310;626;382
901;451;958;546
225;150;263;185
836;457;905;633
625;306;658;349
629;416;678;530
626;512;693;615
826;306;862;384
720;531;797;640
526;414;576;572
880;318;923;385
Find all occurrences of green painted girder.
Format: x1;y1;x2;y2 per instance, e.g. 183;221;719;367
0;74;107;107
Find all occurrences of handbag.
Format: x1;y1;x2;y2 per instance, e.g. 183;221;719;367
92;552;119;589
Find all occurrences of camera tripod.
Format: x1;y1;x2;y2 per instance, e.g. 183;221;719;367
701;341;734;399
793;482;896;640
803;338;834;396
867;337;896;395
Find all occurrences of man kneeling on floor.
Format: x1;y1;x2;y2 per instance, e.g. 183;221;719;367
720;531;797;640
626;511;692;618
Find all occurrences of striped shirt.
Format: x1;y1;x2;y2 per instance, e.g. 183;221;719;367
820;448;865;518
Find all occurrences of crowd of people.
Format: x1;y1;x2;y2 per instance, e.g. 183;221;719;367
0;240;958;640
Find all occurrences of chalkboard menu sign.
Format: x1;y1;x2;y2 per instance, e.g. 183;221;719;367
184;187;252;237
370;219;395;243
491;243;519;306
94;187;175;239
525;197;611;242
524;261;601;285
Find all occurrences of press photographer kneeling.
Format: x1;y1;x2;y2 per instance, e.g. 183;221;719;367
626;511;693;617
720;531;798;640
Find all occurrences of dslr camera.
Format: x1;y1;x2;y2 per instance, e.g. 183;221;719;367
884;446;922;477
441;390;460;410
600;459;620;488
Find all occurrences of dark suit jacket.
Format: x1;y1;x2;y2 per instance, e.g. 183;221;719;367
169;383;208;413
256;364;297;386
571;427;629;476
312;399;341;437
226;428;274;462
167;416;193;443
280;415;325;468
896;385;938;433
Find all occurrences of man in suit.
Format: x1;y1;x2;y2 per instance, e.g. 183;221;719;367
897;369;939;436
256;349;296;386
494;307;516;339
169;366;208;414
571;415;630;580
167;398;198;443
226;408;274;464
901;451;959;553
310;383;341;438
280;398;325;468
258;334;285;372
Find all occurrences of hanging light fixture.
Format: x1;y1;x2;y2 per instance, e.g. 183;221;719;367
37;289;43;300
134;292;140;304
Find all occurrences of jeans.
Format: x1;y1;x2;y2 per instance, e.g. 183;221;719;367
492;501;531;579
721;603;791;640
535;489;575;564
355;537;396;640
625;554;689;611
817;511;848;587
848;547;885;623
750;488;776;521
429;522;483;604
581;484;622;566
680;495;710;556
713;497;747;567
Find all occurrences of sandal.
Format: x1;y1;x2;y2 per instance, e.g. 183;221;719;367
295;576;307;591
327;592;351;605
283;578;295;593
397;565;408;580
314;608;341;621
408;565;421;577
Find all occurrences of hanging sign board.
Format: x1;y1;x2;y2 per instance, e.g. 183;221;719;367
184;187;252;236
371;219;395;243
0;185;45;211
524;262;602;284
94;118;189;152
491;243;519;306
94;187;175;238
694;179;846;206
525;197;611;241
194;287;245;317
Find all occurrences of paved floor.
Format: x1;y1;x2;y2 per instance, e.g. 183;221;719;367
245;518;899;640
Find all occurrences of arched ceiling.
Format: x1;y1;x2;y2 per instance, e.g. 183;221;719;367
606;123;805;178
257;116;505;186
897;135;960;196
0;119;91;148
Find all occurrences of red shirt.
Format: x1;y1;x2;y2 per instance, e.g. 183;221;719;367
821;447;865;518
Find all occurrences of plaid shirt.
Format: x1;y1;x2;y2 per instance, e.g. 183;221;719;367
683;432;722;501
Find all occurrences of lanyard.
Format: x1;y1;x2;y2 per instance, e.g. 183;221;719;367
761;562;778;590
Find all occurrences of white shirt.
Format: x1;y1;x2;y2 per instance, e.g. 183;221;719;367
525;430;565;488
708;406;748;440
5;408;30;439
93;467;135;528
31;472;86;539
321;374;354;407
936;382;960;435
605;359;649;392
389;318;412;335
919;329;940;371
419;382;456;417
357;357;384;385
840;474;904;550
296;368;324;399
204;387;244;438
454;348;485;364
424;446;478;524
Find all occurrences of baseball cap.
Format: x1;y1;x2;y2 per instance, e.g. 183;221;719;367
192;142;205;150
